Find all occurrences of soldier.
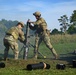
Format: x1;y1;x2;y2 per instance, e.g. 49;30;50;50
3;22;25;60
28;11;58;59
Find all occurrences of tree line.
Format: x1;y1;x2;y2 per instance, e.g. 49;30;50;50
51;10;76;35
0;10;76;35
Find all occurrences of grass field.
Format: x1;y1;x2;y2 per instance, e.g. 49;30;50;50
0;34;76;75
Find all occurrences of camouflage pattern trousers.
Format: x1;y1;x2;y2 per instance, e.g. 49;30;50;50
3;38;19;60
34;32;58;59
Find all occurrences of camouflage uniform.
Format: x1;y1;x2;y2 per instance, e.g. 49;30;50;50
29;11;58;59
3;22;25;60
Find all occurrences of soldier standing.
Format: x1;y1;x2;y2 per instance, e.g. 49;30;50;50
28;11;58;59
3;22;25;60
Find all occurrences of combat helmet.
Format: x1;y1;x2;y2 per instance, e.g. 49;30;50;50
18;21;24;27
33;11;41;17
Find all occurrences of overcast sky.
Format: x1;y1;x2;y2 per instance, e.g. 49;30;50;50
0;0;76;30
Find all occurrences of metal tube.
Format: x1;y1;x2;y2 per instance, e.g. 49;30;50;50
0;62;5;68
26;62;50;70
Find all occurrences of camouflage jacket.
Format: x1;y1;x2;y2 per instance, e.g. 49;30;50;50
5;26;25;41
29;17;47;34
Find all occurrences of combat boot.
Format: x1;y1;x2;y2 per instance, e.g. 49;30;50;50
55;55;58;60
33;54;38;59
14;53;19;60
51;48;58;59
4;50;8;61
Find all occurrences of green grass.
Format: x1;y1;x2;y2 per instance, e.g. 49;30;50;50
0;59;76;75
0;34;76;75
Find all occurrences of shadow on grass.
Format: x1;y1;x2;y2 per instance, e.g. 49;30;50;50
0;53;14;61
59;52;76;64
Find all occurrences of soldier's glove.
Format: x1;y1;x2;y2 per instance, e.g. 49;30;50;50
19;38;26;45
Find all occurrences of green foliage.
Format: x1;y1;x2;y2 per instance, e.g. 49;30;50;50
50;34;76;44
51;28;59;34
67;10;76;34
58;15;69;34
0;22;7;33
0;10;76;74
70;10;76;24
0;34;76;75
0;58;76;75
0;19;18;29
67;25;76;34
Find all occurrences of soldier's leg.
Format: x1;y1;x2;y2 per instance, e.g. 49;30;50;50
4;46;9;60
9;41;19;60
34;34;42;59
34;35;39;59
43;33;58;59
3;39;10;60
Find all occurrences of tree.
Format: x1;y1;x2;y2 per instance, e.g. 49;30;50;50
58;15;69;34
51;28;59;34
67;10;76;34
1;19;18;29
67;25;76;34
60;27;63;35
70;10;76;26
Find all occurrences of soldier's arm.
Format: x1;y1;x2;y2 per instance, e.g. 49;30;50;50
32;20;42;25
19;29;25;41
28;19;42;26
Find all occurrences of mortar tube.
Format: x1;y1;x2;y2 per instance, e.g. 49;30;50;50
0;62;5;68
26;62;50;70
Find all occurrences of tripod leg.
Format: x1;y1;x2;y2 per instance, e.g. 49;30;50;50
23;46;29;60
38;51;45;58
19;46;24;55
29;43;45;58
